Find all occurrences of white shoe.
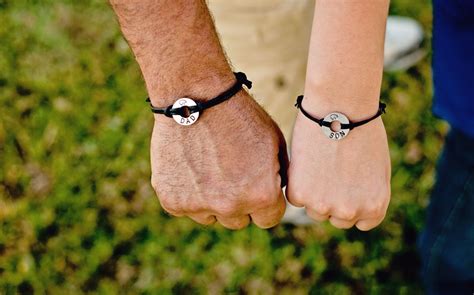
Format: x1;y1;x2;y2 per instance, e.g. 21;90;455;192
384;16;425;71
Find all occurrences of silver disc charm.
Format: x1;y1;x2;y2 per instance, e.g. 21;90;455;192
172;98;199;126
321;112;350;140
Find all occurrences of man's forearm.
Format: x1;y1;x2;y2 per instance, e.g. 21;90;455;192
304;0;389;120
109;0;235;106
111;1;288;230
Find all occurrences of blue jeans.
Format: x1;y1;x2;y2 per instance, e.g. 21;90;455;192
418;128;474;294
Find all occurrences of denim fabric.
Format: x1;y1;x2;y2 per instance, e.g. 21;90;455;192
418;128;474;294
432;0;474;138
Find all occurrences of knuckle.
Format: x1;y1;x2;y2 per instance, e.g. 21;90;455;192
336;208;358;221
372;207;386;218
258;212;284;229
329;216;355;229
231;222;248;230
255;194;276;209
275;199;286;217
286;186;306;207
251;200;285;229
215;203;239;217
365;201;387;218
192;215;216;226
313;201;331;216
255;220;278;229
356;222;376;231
330;221;347;229
306;209;328;221
203;217;217;226
220;218;249;230
336;223;354;230
159;195;179;214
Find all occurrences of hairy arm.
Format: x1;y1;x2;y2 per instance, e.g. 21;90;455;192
288;0;391;231
110;0;288;229
109;0;235;105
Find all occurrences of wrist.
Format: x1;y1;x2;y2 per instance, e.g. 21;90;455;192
303;69;383;121
150;72;253;124
152;90;253;129
111;0;235;106
302;89;380;122
144;67;236;106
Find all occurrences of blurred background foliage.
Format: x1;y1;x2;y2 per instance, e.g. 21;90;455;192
0;0;445;294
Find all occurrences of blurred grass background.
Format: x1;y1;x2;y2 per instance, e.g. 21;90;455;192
0;0;446;294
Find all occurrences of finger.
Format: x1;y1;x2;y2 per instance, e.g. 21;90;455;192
355;197;389;231
188;214;217;226
355;215;385;231
285;181;305;208
216;215;251;230
306;208;329;222
250;191;286;228
158;198;184;217
329;216;356;229
162;210;184;217
275;124;289;188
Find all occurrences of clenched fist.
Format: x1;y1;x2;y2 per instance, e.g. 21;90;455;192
287;111;391;231
110;0;288;229
150;91;288;229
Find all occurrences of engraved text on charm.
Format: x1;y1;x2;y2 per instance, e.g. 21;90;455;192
172;98;199;126
321;112;350;140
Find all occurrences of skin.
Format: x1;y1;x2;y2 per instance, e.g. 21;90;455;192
110;0;391;231
287;0;391;230
109;0;288;229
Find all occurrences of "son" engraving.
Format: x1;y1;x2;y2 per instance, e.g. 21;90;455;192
322;112;350;141
329;130;346;139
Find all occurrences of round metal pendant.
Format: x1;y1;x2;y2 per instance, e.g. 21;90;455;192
172;98;199;126
321;112;350;140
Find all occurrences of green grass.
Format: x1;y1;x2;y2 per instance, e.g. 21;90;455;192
0;0;445;294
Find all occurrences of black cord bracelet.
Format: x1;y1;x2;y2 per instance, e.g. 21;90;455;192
146;72;252;126
294;95;386;140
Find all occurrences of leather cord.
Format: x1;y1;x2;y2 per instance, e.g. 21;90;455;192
294;95;386;130
146;72;252;117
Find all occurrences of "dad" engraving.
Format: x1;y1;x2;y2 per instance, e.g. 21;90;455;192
172;98;200;126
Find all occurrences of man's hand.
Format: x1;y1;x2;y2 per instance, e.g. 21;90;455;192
151;92;288;229
110;0;288;229
287;113;390;230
